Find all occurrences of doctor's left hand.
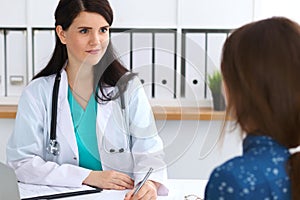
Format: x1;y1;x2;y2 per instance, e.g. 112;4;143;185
124;180;160;200
83;170;134;190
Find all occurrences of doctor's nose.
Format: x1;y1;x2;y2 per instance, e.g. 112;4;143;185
89;34;101;46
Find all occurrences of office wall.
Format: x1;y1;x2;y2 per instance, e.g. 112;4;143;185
254;0;300;23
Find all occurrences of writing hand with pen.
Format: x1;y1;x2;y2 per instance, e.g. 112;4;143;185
124;168;161;200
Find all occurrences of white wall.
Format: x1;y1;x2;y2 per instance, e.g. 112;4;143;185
109;0;177;28
1;0;300;29
178;0;254;28
254;0;300;23
109;0;254;28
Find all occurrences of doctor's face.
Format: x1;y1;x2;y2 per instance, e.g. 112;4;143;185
56;11;110;67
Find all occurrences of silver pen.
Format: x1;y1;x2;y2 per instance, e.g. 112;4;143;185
133;167;153;196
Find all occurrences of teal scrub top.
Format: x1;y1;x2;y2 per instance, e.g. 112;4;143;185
68;87;102;171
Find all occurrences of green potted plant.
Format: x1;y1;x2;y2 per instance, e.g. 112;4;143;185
208;70;226;111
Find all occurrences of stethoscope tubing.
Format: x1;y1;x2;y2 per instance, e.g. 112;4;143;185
47;72;61;156
50;72;61;140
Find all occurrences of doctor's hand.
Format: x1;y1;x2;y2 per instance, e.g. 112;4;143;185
83;170;134;190
124;180;160;200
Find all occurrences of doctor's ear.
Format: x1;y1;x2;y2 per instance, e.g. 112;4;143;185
56;25;67;45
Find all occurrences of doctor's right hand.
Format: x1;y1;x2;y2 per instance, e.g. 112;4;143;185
83;170;134;190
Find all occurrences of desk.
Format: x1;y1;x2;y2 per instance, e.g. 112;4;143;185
20;179;208;200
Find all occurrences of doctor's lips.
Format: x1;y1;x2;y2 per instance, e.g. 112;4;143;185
86;49;101;54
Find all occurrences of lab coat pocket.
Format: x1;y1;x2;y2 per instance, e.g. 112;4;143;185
100;134;134;174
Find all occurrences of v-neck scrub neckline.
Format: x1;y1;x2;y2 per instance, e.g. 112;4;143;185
68;86;102;171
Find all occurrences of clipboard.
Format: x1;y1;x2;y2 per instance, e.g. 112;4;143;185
21;187;102;200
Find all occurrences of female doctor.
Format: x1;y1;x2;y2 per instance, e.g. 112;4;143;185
6;0;168;199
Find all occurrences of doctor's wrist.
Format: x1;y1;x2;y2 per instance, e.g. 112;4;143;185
82;170;97;186
148;180;161;190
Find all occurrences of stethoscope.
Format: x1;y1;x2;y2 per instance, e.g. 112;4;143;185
102;87;132;154
46;72;61;156
47;71;130;156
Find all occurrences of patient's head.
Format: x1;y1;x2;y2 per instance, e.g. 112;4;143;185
222;17;300;147
221;17;300;199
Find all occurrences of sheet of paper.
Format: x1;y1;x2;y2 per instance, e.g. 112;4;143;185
94;189;128;199
19;182;97;199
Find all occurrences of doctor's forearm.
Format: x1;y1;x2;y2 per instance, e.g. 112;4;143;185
83;170;134;190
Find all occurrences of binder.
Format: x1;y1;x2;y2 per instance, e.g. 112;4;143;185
0;30;4;97
207;33;227;73
33;29;55;75
154;33;176;99
110;31;131;70
184;33;206;101
132;33;152;98
6;30;27;97
206;33;227;100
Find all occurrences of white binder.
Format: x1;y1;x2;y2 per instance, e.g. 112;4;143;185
207;33;227;73
0;30;4;97
110;31;131;70
33;29;56;75
6;30;27;97
206;33;227;100
154;33;176;100
132;33;152;98
184;33;206;101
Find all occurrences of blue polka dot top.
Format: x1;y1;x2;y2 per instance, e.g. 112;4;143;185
205;135;291;200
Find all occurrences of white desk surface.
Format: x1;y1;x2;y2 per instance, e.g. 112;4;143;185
20;179;207;200
64;179;207;200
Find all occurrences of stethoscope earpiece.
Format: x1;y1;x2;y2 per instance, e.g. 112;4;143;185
109;148;125;153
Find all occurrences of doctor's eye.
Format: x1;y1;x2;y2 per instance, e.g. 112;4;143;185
79;28;89;34
100;27;109;33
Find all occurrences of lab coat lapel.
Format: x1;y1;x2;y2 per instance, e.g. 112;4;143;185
97;87;115;135
56;71;78;157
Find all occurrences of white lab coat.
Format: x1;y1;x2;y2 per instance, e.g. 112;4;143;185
6;70;168;195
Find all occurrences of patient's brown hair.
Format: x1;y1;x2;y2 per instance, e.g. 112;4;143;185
221;17;300;200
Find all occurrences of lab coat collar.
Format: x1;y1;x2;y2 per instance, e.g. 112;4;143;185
102;84;115;97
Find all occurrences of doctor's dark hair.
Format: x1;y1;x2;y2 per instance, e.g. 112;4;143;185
221;17;300;199
33;0;135;102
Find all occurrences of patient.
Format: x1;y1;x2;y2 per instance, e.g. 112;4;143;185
205;17;300;199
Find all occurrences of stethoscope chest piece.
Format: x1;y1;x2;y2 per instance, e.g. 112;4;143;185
47;139;60;156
